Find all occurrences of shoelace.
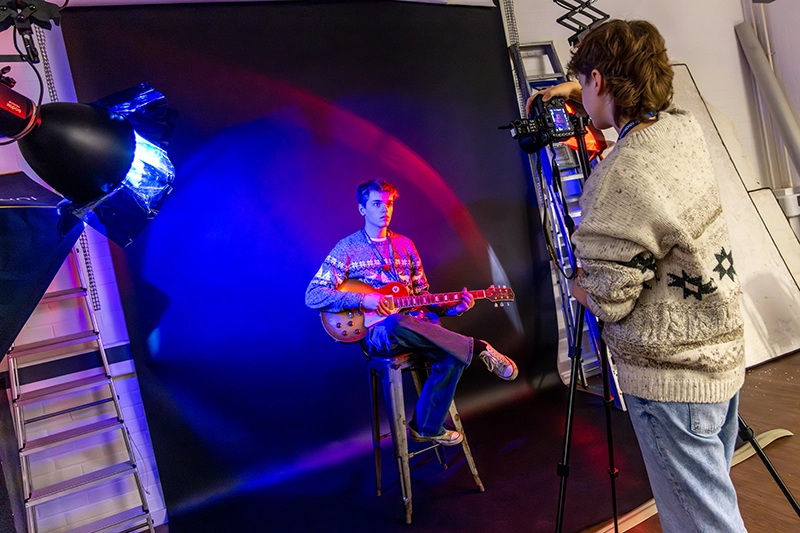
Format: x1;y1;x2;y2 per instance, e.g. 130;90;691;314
482;351;508;371
480;352;495;371
483;351;514;378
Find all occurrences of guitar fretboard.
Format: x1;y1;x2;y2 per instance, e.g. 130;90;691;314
390;291;485;310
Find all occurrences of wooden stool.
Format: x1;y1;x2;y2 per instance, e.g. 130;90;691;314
365;350;484;523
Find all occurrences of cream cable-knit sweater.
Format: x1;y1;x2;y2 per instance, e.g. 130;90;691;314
573;107;745;403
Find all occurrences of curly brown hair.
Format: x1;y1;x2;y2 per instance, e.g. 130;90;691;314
567;19;674;123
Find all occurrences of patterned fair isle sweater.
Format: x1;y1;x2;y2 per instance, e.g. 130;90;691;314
572;107;745;404
305;229;434;313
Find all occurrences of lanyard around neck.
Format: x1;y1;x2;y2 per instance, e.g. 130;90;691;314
618;112;657;141
618;119;640;140
363;229;397;278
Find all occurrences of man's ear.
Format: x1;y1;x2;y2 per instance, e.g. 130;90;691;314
358;204;366;216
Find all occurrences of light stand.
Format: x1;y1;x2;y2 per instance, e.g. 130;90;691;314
0;0;62;64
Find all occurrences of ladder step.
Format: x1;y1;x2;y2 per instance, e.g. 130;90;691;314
41;287;87;304
527;73;564;82
28;461;135;506
9;331;99;359
22;418;123;455
16;374;111;407
61;507;150;533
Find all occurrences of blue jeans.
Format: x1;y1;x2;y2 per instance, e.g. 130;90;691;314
366;313;470;437
626;393;747;533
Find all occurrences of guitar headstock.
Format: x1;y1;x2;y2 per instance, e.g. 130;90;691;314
486;285;515;306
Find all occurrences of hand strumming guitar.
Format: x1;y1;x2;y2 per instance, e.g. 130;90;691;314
363;292;393;316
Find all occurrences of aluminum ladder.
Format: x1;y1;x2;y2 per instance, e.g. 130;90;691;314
6;235;154;533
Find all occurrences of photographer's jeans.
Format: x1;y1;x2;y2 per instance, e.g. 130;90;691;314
626;393;748;533
365;312;470;437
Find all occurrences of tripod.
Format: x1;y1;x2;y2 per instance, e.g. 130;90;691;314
535;118;621;533
737;414;800;517
555;307;620;533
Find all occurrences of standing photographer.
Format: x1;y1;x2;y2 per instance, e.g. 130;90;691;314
529;20;747;533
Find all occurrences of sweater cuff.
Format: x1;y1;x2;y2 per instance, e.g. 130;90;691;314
446;306;463;317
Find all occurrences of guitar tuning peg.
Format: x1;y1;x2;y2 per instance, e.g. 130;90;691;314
494;303;498;307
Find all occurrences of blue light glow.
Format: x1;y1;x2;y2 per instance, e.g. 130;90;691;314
123;131;175;211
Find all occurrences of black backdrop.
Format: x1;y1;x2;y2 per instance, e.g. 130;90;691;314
59;0;578;527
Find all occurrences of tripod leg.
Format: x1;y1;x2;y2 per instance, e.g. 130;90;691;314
599;338;620;533
556;306;586;533
737;414;800;517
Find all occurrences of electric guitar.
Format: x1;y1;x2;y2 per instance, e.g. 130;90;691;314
320;279;515;343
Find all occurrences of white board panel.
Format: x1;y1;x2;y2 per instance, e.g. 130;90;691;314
673;64;800;367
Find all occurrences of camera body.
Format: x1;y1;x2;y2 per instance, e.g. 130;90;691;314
508;94;576;153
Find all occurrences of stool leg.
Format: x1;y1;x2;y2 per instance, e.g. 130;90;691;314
410;367;445;467
448;401;485;492
383;364;413;524
369;368;382;497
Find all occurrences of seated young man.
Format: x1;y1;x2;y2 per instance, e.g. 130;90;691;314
306;179;518;446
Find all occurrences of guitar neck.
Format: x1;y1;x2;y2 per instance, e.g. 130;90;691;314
391;290;486;311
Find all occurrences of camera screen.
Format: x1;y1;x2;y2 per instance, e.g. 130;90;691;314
549;107;571;132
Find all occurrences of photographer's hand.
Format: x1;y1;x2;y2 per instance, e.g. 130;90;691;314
570;268;589;308
526;81;583;115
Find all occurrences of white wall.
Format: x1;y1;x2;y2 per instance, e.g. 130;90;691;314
514;0;764;190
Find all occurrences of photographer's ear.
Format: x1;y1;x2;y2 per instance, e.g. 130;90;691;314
589;69;604;95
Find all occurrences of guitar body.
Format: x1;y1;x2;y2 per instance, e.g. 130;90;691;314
319;279;514;343
320;280;409;343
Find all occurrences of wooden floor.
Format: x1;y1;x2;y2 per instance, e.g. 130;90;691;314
624;350;800;533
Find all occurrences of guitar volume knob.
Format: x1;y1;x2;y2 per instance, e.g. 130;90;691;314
348;321;354;326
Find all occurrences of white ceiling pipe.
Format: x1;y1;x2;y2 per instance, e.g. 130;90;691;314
736;21;800;181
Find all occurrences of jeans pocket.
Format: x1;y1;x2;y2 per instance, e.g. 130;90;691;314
689;402;726;436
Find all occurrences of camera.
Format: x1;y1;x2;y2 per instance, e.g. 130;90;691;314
506;94;576;153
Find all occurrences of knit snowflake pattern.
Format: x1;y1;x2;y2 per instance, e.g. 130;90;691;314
713;248;736;281
616;253;656;274
667;270;717;300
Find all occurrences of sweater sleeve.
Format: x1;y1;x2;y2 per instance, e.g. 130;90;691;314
572;161;673;323
304;241;363;312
